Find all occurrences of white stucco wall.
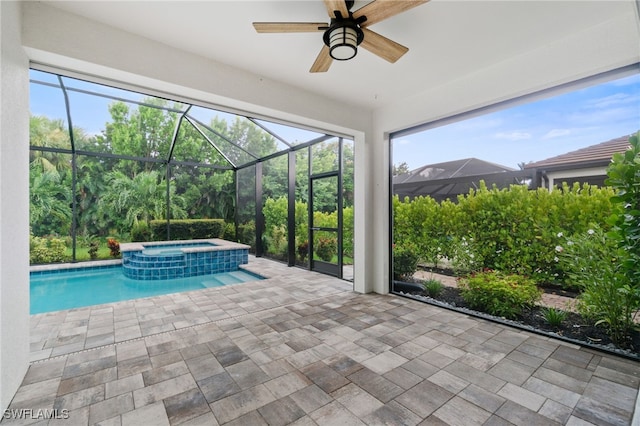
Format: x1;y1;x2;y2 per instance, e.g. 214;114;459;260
0;0;30;413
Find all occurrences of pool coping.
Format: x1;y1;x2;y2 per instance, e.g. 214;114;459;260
30;259;122;273
120;238;250;254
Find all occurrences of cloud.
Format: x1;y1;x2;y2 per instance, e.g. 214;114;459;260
542;129;571;139
394;138;412;145
494;131;532;141
585;92;640;109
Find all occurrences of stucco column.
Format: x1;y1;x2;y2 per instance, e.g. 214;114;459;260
0;0;30;412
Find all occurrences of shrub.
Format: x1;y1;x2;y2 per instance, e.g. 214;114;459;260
393;182;615;287
449;236;482;275
316;237;337;262
423;278;444;297
223;222;236;241
107;238;120;258
393;195;452;269
393;243;419;281
459;270;541;319
557;226;639;344
29;234;67;264
605;131;640;302
297;240;309;262
150;219;225;240
130;221;153;242
88;241;99;260
265;225;288;259
237;221;256;251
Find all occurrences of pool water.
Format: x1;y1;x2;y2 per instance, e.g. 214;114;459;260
30;266;262;314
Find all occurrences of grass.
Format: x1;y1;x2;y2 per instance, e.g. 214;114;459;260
64;246;117;262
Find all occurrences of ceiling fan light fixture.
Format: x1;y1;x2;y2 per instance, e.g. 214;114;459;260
326;23;363;61
328;25;358;60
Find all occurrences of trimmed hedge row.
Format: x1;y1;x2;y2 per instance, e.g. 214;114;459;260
394;181;615;285
149;219;226;241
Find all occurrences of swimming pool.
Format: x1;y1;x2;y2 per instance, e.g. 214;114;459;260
30;265;263;314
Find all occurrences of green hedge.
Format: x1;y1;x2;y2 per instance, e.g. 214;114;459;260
149;219;226;241
237;221;256;251
261;197;354;262
394;181;615;284
30;234;66;264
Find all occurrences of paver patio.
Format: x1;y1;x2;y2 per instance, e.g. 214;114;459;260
3;257;639;425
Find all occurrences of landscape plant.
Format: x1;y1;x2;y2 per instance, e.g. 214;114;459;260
107;238;121;258
392;242;419;281
423;278;444;298
297;240;309;262
88;240;100;260
29;234;67;264
605;131;640;305
557;227;638;344
393;181;614;288
458;270;541;319
316;237;337;262
541;307;567;328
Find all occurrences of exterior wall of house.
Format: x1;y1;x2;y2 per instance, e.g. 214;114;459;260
0;0;30;413
545;166;608;191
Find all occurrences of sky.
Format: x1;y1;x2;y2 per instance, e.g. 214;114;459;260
30;69;639;169
392;73;640;170
29;69;327;147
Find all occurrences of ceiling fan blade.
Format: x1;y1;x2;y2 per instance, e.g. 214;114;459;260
310;45;332;73
323;0;349;19
253;22;327;33
354;0;429;27
360;28;409;63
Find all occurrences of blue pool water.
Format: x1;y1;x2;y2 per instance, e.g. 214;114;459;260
30;265;262;314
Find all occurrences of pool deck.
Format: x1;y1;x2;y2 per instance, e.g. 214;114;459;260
6;256;640;425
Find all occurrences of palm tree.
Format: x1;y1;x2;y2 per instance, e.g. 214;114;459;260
99;170;187;231
29;164;72;236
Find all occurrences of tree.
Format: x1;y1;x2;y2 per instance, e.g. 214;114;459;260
29;164;72;236
99;170;187;230
102;99;179;176
29;115;72;173
392;162;410;176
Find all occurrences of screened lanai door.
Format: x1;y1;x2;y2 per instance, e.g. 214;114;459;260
309;172;342;278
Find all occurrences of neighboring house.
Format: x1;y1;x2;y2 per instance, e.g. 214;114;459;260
393;157;532;202
523;134;633;190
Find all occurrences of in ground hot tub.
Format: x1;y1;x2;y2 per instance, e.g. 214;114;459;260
120;239;250;280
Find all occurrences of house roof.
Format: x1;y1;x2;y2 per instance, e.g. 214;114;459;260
394;158;515;185
523;134;633;169
393;158;529;201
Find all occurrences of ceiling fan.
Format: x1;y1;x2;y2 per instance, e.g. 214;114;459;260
253;0;428;73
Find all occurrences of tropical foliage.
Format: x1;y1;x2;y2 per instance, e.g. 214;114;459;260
29;97;354;265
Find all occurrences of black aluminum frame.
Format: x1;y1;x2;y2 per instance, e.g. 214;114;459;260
29;69;353;282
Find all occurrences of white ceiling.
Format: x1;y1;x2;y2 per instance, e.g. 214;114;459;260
43;1;637;111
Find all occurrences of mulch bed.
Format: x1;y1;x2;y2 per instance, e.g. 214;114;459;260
397;283;640;360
